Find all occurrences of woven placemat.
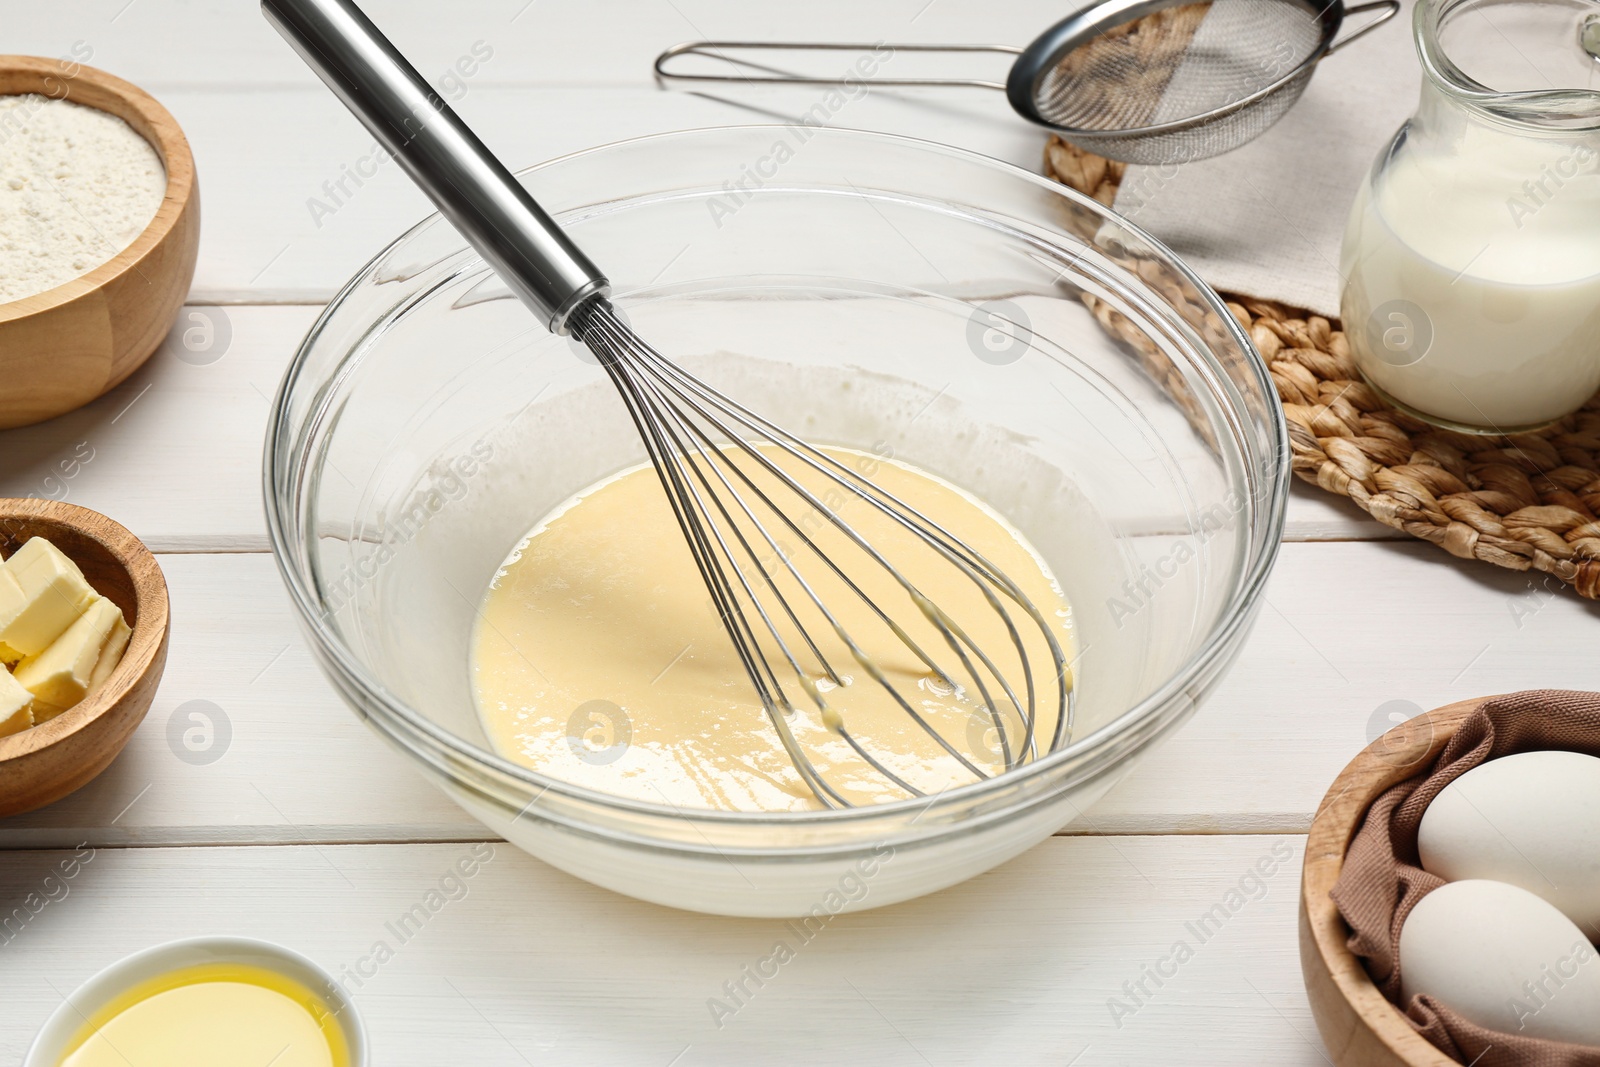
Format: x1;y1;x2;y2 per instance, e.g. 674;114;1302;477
1042;136;1600;600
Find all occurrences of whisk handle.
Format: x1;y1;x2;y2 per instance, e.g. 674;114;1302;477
262;0;608;333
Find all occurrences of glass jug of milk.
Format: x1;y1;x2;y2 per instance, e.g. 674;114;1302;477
1340;0;1600;433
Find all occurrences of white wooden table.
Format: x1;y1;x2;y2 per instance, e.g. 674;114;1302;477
6;3;1598;1063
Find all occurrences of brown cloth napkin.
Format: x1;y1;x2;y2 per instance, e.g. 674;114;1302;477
1330;689;1600;1067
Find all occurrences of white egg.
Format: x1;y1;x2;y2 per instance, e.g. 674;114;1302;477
1418;750;1600;932
1400;879;1600;1046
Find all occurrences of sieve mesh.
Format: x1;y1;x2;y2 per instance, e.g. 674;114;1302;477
1035;0;1327;162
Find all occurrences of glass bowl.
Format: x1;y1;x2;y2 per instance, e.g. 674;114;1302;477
265;126;1287;917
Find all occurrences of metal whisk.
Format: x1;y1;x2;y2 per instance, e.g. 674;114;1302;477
569;301;1073;805
266;0;1074;807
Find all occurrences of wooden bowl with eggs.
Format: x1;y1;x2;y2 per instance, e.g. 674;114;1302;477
0;499;169;816
1298;697;1484;1067
0;55;199;429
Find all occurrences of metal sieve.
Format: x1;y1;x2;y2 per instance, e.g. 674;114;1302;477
654;0;1399;164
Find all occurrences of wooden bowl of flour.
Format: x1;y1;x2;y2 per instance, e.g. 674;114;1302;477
0;56;199;430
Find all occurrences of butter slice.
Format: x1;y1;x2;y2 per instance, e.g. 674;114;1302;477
15;597;122;718
88;611;132;692
0;570;24;664
0;538;98;660
0;669;32;736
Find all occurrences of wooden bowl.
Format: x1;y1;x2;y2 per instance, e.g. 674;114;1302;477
0;499;169;816
0;56;199;429
1299;696;1488;1067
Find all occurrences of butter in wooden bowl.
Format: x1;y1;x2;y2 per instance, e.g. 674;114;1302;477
0;535;131;735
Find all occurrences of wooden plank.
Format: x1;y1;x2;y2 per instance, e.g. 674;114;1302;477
1287;485;1394;542
0;539;1588;849
7;0;1066;89
0;303;1387;552
0;551;476;850
0;835;1329;1066
1095;535;1600;833
0;305;310;552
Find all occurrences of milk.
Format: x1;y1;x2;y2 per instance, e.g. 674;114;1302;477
1341;117;1600;431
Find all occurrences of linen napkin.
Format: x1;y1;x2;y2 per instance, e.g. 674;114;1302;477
1111;0;1423;316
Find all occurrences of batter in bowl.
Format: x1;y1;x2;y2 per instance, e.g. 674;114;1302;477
470;446;1075;811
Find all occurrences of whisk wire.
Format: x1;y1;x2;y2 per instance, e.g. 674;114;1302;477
603;310;1071;761
581;306;1026;773
583;317;852;808
635;387;972;792
571;298;1075;805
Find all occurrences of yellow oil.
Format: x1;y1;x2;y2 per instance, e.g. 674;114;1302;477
58;961;351;1067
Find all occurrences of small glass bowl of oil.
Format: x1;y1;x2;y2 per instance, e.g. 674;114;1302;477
25;936;366;1067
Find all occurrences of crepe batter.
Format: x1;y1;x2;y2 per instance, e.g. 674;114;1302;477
471;447;1074;811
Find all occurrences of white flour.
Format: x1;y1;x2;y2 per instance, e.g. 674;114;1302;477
0;94;167;303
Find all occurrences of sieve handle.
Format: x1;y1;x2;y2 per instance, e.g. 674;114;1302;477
654;41;1021;90
1325;0;1402;54
262;0;608;334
